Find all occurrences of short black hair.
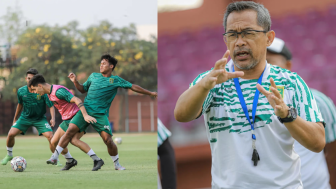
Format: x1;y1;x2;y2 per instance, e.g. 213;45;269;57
101;54;117;71
28;74;46;87
26;68;38;76
223;1;271;32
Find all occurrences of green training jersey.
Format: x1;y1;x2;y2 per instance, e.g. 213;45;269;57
51;85;74;103
83;73;132;115
17;85;54;120
311;89;336;143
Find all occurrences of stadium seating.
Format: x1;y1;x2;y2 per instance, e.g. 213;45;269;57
158;6;336;128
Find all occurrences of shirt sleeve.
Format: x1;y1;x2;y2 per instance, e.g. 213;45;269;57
115;76;132;89
55;88;74;103
311;89;336;143
83;73;94;92
189;70;213;116
292;74;324;124
44;94;54;108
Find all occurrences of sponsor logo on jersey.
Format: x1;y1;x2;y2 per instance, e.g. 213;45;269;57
109;78;114;84
225;87;233;93
210;138;217;143
36;94;41;100
269;86;284;99
45;123;51;129
104;125;110;131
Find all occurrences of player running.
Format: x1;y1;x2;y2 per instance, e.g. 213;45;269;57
1;68;55;165
29;74;104;171
46;54;157;171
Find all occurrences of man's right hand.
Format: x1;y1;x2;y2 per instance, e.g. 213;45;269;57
84;115;97;124
68;72;77;83
200;50;244;90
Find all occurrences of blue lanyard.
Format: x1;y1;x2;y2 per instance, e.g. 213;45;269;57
232;64;266;166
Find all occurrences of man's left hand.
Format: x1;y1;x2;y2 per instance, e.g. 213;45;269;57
256;78;289;118
50;119;55;127
151;92;157;98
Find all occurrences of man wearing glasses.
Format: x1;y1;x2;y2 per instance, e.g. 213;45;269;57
174;1;325;188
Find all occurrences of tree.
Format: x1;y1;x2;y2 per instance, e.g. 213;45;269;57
1;17;157;101
2;25;82;101
0;6;25;46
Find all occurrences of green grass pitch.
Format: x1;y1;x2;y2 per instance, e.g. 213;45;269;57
0;133;157;189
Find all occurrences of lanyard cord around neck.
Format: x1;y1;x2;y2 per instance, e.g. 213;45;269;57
232;64;267;166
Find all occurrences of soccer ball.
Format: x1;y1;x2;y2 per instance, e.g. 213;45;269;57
10;156;27;172
114;137;122;144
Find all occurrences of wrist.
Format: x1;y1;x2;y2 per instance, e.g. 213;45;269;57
198;79;212;91
278;106;297;123
280;106;289;118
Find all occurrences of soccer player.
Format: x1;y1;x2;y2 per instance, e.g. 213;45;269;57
267;37;336;189
46;54;157;171
174;1;325;188
1;68;56;165
28;74;104;171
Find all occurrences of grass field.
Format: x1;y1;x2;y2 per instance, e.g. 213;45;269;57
0;133;157;189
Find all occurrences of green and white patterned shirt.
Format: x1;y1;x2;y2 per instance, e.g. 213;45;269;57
294;89;335;189
158;118;171;147
311;89;336;143
190;60;323;189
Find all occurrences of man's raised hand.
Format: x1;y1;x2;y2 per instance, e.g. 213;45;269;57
200;50;244;90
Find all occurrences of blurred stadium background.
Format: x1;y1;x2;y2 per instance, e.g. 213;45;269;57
0;0;158;135
158;0;336;188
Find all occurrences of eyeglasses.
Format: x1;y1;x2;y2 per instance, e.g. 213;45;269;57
223;30;267;43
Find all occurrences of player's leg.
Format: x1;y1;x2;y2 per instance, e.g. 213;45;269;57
92;113;124;170
1;118;29;165
46;124;79;165
41;131;54;151
33;117;53;148
100;131;125;170
70;132;102;162
1;128;22;165
50;126;74;167
46;111;88;167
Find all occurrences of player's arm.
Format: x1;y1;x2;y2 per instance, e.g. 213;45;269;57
175;50;243;122
44;95;56;127
13;103;23;125
174;81;211;122
13;90;24;125
49;106;56;127
69;97;96;124
68;72;86;93
55;88;96;124
257;78;325;153
130;84;157;98
325;141;336;188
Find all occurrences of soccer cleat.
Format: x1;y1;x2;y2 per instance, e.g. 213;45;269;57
92;159;104;171
61;159;77;171
46;157;58;165
56;160;63;167
1;155;13;165
114;160;126;170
